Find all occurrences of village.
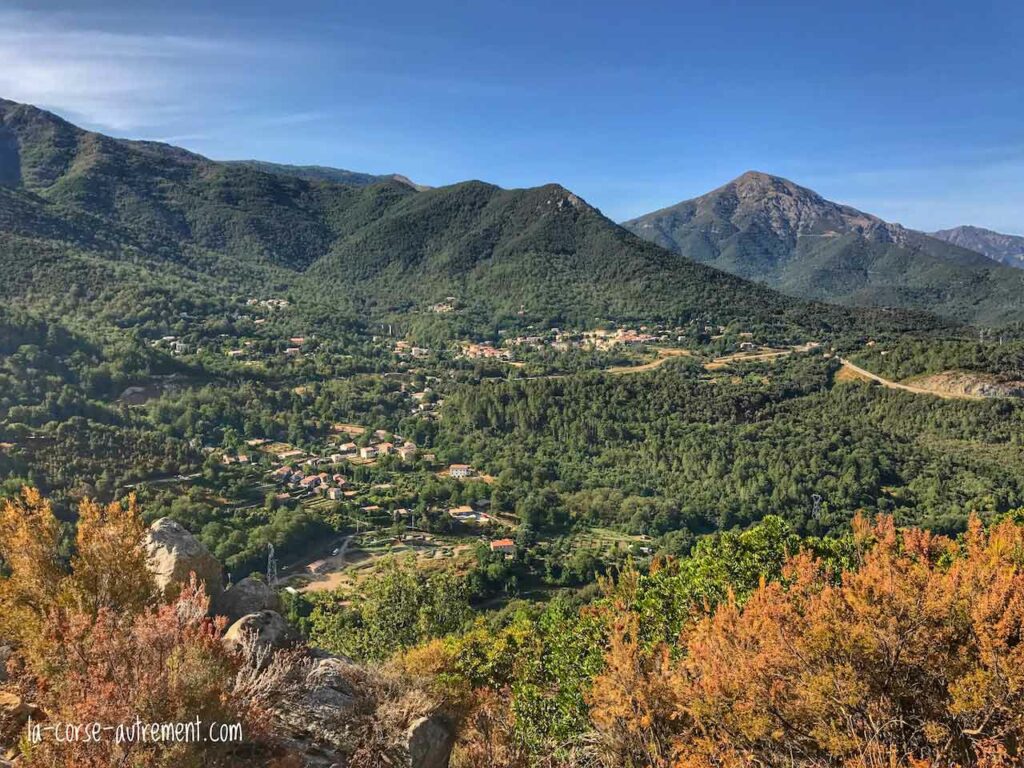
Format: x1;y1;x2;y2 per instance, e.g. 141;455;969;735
144;290;788;381
213;419;518;593
129;304;826;602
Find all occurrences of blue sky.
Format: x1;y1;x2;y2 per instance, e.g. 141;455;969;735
1;0;1022;233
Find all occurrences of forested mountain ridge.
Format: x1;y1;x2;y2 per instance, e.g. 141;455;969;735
0;97;417;272
931;224;1024;270
304;178;834;327
0;98;947;337
225;159;428;190
623;171;1024;325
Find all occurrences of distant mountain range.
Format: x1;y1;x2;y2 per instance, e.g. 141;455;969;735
930;225;1024;270
624;171;1024;326
224;160;429;191
2;97;923;342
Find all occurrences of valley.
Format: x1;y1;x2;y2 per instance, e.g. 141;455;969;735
1;98;1022;593
2;96;1024;768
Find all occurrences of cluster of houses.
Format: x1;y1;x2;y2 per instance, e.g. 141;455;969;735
270;466;351;500
459;325;679;360
259;427;429;498
355;440;420;461
329;426;422;462
574;328;660;350
393;340;431;358
461;342;513;361
151;335;190;356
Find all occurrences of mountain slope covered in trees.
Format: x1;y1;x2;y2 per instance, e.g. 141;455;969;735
623;171;1024;325
0;99;945;339
225;159;428;190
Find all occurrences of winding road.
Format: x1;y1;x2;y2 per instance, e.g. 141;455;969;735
837;358;984;401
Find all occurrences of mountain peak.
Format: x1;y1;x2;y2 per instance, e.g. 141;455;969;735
622;172;1024;324
931;225;1024;270
720;171;824;204
733;169;791;186
685;171;901;247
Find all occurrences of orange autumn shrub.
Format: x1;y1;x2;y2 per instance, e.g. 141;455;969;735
0;489;301;768
450;687;531;768
20;580;297;768
649;515;1024;768
0;488;66;664
0;490;157;666
587;614;676;768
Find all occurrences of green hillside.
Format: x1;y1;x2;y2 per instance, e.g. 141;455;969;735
224;159;428;190
0;99;946;341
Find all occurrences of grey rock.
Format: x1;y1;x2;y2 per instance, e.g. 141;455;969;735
405;714;455;768
275;655;360;757
215;576;282;623
145;518;222;601
223;610;297;653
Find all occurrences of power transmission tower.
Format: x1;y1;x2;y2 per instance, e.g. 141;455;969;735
266;544;278;587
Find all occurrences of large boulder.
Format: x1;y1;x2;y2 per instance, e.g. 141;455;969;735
145;517;223;601
271;652;455;768
405;715;455;768
223;610;298;653
215;576;282;624
275;655;359;758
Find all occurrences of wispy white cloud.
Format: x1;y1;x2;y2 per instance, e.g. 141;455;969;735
0;8;279;131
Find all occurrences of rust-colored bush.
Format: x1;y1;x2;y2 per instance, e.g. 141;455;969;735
587;515;1024;768
0;489;297;767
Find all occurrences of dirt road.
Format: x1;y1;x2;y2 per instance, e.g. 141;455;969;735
606;348;693;374
837;359;984;401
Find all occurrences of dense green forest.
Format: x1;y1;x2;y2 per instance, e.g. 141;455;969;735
435;355;1024;538
2;95;1024;645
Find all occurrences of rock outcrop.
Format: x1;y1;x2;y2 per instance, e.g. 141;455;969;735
274;653;455;768
216;576;282;623
137;522;456;768
405;715;456;768
223;610;298;653
145;517;223;600
276;655;359;762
